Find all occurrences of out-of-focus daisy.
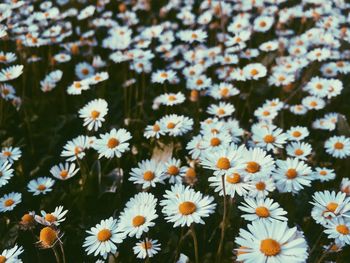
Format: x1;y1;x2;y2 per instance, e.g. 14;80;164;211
209;82;239;100
273;158;312;194
27;177;55;196
243;63;267;80
0;161;14;187
207;102;235;118
151;69;176;84
238;197;288;223
93;128;132;159
0;244;24;262
0;52;17;64
129;159;164;189
83;217;123;259
0;192;21;212
67;80;90;95
50;162;79;181
235;220;308;262
158;92;185;106
133;238;160;259
37;226;62;249
0;65;24;82
79;99;108;131
75;62;95;80
20;211;36;230
325;136;350;159
253;16;274;32
341;178;350;196
161;186;216;227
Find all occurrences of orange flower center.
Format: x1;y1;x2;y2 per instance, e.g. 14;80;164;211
319;170;327;176
210;137;221;146
285;168;298;179
217;108;226;115
60;170;68;179
91;110;100;119
294;149;304;156
141;241;153;249
259;21;267;27
132;215;146;227
0;255;6;263
143;171;155;181
167;165;179;176
216;157;231;170
264;135;275;143
292;131;301;138
334;142;344;150
81;68;89;75
97;229;112;242
107;138;119;148
45;214;57;223
179;201;196;215
167;122;176;129
153;124;160;132
336;224;350;235
0;55;6;61
160;72;168;78
196;79;203;85
326;202;338;213
226;173;241;184
21;213;34;224
262;111;270;116
260;239;281;256
4;199;14;207
37;184;46;191
246;162;260;173
220;87;229;97
250;69;259;76
256;182;266;190
168;95;176;101
40;227;58;247
255;206;270;218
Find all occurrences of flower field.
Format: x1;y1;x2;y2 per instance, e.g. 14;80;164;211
1;0;350;262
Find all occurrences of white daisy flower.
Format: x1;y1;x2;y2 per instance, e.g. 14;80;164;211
241;147;275;179
27;177;55;196
93;128;132;159
133;238;161;259
324;218;350;246
286;141;312;160
248;176;276;199
79;99;108;131
0;161;14;188
0;65;24;82
50;162;79;180
0;244;24;262
83;217;123;259
61;135;91;162
0;192;21;212
161;186;216;227
35;206;68;226
325;135;350;159
129;159;165;189
238;197;288;223
235;220;308;262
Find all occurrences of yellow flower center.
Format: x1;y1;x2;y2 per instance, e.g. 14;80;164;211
143;171;155;181
2;151;11;157
216;157;231;170
0;255;6;263
141;241;153;249
220;87;229;97
260;239;281;256
246;161;260;173
179;201;196;215
319;170;327;176
132;215;146;227
167;165;179;176
255;206;270;218
107;138;119;148
97;229;112;242
226;173;241;184
167;122;176;129
21;213;34;224
263;135;275;143
153;124;160;132
186;168;196;178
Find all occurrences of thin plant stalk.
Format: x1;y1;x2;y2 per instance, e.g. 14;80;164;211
216;174;227;263
190;224;199;263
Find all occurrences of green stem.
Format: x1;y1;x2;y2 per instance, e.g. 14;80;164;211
191;224;199;263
